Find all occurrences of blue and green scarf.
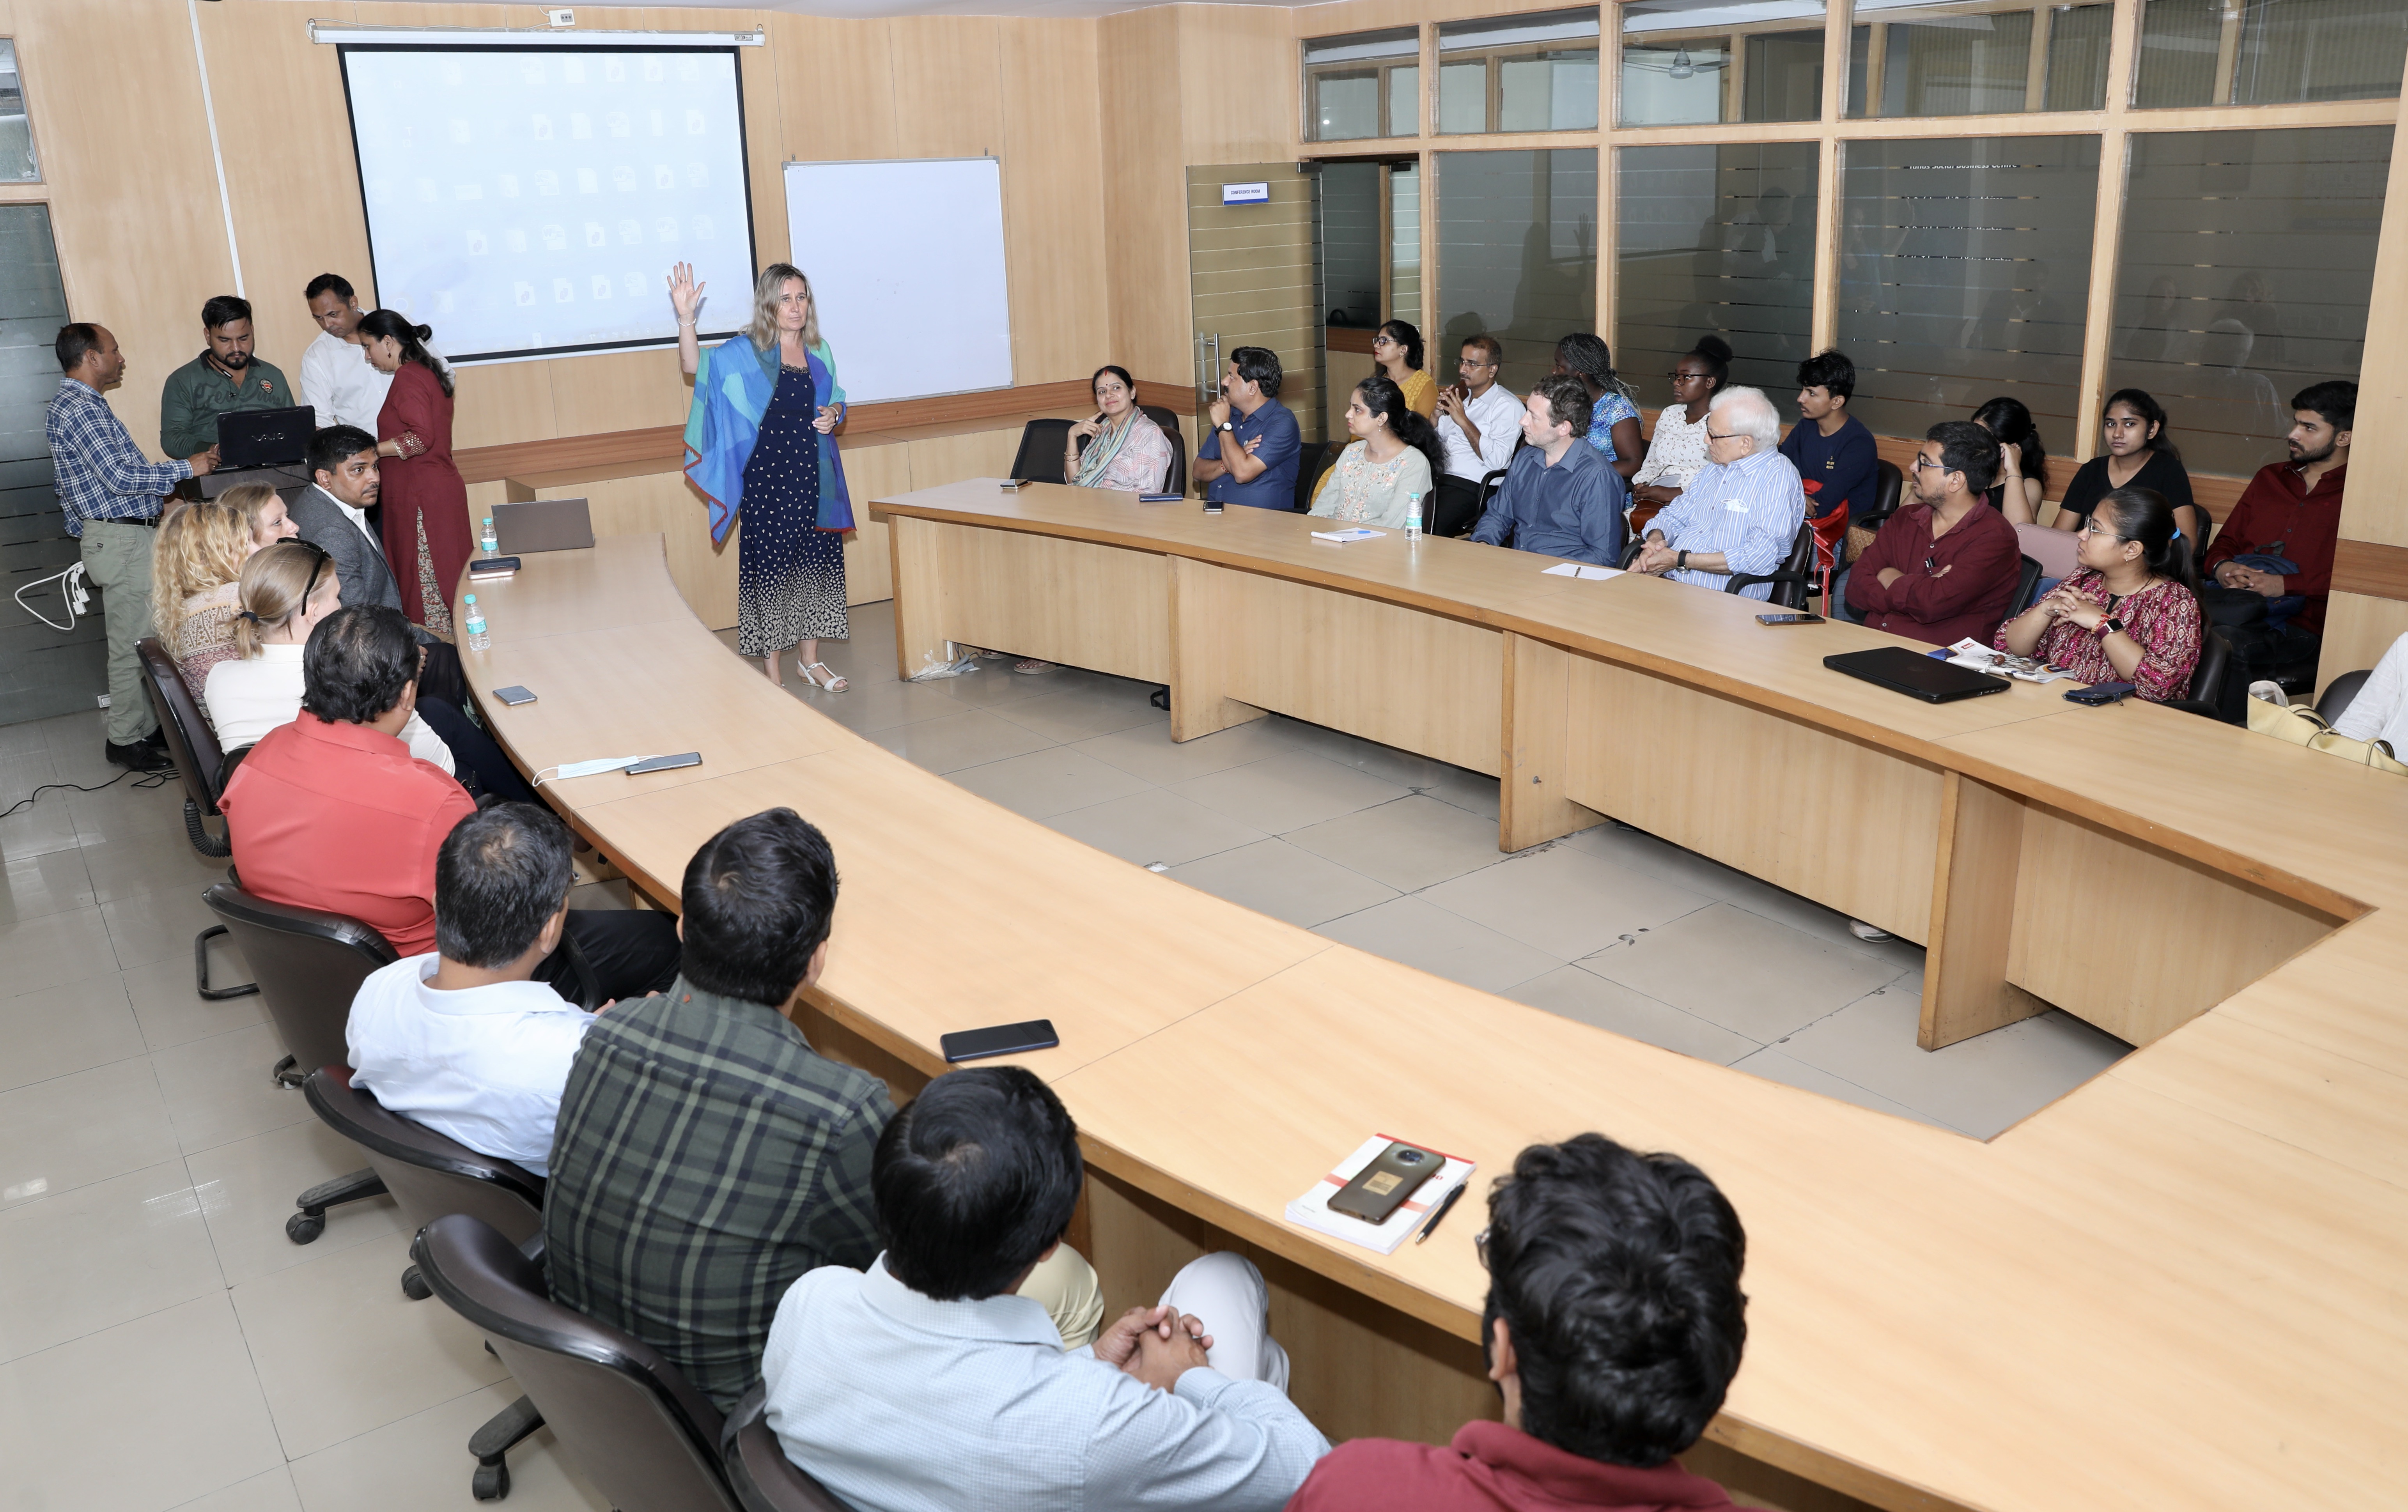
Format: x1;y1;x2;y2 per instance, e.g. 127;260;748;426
681;336;854;547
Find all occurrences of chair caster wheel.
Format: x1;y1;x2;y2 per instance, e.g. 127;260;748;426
286;1211;324;1245
473;1459;509;1500
402;1265;432;1301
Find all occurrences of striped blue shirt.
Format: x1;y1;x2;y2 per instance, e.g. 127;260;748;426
1644;445;1806;600
44;379;189;537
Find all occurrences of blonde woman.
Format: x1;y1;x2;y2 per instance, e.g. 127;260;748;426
151;498;251;701
671;259;855;692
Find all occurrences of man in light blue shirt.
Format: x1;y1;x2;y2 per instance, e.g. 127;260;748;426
1468;374;1627;565
1630;386;1806;600
760;1066;1329;1512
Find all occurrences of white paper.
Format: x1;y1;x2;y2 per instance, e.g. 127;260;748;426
1311;528;1386;543
1944;639;2074;683
1541;563;1622;581
1285;1134;1476;1257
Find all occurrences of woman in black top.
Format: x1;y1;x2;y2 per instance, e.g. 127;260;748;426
1971;396;2048;522
2052;389;2200;544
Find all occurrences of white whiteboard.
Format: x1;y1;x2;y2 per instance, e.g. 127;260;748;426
781;158;1012;404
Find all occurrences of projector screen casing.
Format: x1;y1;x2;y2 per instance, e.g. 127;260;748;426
337;43;757;366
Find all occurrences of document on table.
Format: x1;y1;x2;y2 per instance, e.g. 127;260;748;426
1943;638;2075;682
1285;1134;1477;1256
1541;562;1622;580
1310;528;1386;543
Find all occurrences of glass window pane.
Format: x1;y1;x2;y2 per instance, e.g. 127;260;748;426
1621;0;1826;126
1848;0;2041;118
2044;4;2114;111
1836;136;2099;459
1387;64;1421;136
1616;142;1820;416
0;41;36;183
1439;9;1600;135
1391;163;1423;320
1303;28;1419;142
1322;163;1384;329
2138;0;2408;108
1437;149;1598;392
2109;126;2392;476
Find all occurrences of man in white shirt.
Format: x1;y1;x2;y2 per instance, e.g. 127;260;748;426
347;803;598;1174
762;1065;1329;1512
1431;333;1522;537
299;273;394;432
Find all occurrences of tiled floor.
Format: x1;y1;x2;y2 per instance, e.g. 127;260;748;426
0;599;2125;1511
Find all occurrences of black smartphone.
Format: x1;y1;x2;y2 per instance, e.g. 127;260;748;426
999;479;1026;492
2064;682;2137;706
468;556;522;578
1328;1141;1442;1225
492;685;537;706
625;751;703;775
1203;499;1224;515
1756;613;1825;625
939;1019;1060;1064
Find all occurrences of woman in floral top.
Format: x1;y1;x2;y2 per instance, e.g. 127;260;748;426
1994;486;2202;703
1552;333;1642;481
1309;376;1445;529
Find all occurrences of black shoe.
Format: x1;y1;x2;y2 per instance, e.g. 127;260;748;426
106;738;174;772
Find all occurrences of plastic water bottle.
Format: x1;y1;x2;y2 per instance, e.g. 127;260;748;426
463;594;489;652
1405;492;1423;546
479;516;499;554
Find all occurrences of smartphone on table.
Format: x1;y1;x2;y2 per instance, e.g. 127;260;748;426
940;1019;1060;1064
1328;1141;1442;1225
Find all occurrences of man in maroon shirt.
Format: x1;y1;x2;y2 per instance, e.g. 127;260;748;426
220;603;678;998
1285;1135;1745;1512
1845;420;2024;646
2201;380;2351;719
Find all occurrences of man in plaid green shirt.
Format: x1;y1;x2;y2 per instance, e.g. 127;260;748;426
544;808;893;1411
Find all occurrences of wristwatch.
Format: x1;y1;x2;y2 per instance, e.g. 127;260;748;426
2100;615;2125;637
1676;549;1689;571
1217;421;1236;433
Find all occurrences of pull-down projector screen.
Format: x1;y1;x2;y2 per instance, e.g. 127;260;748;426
337;44;757;365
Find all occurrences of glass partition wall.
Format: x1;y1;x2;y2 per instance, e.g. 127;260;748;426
1299;0;2402;487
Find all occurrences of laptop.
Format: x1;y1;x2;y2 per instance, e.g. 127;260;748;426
1825;647;2013;704
215;406;314;469
493;498;595;554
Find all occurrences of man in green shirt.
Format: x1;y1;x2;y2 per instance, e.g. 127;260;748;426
158;294;300;458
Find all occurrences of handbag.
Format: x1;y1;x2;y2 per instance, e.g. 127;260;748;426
2197;582;2268;630
2245;696;2408;775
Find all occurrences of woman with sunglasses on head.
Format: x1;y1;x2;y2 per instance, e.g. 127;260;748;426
1629;336;1730;530
2050;389;2200;542
1994;486;2202;704
206;541;536;801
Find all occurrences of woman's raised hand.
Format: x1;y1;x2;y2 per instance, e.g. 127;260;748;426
1069;413;1105;444
667;262;706;323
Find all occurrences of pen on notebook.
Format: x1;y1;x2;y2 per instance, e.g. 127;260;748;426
1414;1180;1466;1245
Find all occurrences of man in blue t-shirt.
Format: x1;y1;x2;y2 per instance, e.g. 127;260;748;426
1195;346;1301;510
1777;348;1879;521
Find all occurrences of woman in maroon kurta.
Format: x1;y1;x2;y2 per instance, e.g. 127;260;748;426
359;310;471;639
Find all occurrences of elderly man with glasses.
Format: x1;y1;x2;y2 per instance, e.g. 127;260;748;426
1430;334;1523;537
1628;387;1807;601
1843;419;2024;646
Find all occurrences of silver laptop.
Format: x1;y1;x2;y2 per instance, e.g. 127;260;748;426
493;498;595;554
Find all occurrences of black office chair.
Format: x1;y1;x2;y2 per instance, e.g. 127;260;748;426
137;639;256;1000
2315;668;2373;725
200;881;394;1236
1725;521;1820;609
1290;441;1333;512
1866;459;1903;525
2008;554;2045;618
303;1071;550;1499
2163;625;2234;719
413;1213;743;1511
721;1384;856;1512
1139;404;1189;496
1008;419;1077;485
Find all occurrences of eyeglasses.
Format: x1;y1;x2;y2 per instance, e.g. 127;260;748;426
1667;371;1712;384
1458;358;1497;369
2078;517;2128;541
1706;430;1742;441
1911;457;1952;473
1474;1227;1491;1266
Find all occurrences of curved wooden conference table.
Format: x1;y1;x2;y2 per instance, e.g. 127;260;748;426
457;488;2408;1512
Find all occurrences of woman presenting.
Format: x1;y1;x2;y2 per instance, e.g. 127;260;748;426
361;311;472;639
672;260;854;692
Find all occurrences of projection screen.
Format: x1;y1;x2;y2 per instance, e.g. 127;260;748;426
337;43;757;365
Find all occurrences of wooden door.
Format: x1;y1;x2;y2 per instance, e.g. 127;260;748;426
1187;165;1323;444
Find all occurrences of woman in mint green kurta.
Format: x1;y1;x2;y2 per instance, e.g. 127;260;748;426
672;260;857;692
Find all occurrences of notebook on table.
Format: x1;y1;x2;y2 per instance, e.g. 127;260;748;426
1825;646;2012;704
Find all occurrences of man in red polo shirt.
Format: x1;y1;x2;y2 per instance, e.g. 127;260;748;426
1284;1135;1745;1512
218;603;679;999
2201;379;2352;719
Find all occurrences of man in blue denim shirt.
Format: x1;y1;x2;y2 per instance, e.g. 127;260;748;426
1195;347;1302;510
1469;374;1627;566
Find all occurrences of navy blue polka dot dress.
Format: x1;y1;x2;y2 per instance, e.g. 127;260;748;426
737;363;848;658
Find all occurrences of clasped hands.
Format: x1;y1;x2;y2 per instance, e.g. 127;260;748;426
1093;1302;1214;1393
1631;539;1679;576
2034;583;2105;630
2215;561;2283;597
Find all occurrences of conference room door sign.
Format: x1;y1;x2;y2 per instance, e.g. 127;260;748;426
1221;182;1270;205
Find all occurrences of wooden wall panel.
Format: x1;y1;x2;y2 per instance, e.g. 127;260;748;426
545;348;693;437
1099;6;1191;384
998;18;1108;387
888;17;1005;160
770;16;900;161
1177;6;1302;166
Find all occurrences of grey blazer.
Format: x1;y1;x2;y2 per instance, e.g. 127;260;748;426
287;484;403;616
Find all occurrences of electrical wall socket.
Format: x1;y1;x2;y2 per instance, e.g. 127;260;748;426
546;8;574;24
96;694;111;708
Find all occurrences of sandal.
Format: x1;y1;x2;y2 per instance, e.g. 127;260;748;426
799;660;850;692
1012;659;1054;674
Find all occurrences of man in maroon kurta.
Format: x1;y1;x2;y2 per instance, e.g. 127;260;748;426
1846;421;2023;647
1285;1136;1746;1512
2199;380;2353;718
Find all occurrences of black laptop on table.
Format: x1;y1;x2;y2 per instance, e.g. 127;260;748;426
1825;647;2012;704
215;405;314;469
